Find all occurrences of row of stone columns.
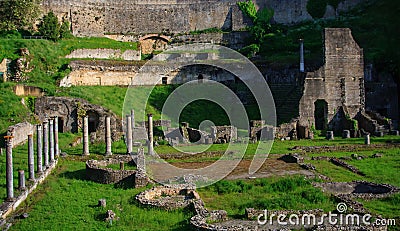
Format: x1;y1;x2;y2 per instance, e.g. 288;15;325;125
82;111;153;156
124;112;153;156
82;116;114;156
4;117;59;201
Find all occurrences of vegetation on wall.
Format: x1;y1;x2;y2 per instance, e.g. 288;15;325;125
237;0;278;58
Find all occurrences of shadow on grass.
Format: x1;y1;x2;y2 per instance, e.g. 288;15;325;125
59;169;87;181
114;175;135;190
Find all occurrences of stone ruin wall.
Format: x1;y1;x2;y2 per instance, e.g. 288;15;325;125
299;28;364;128
41;0;365;37
86;155;138;184
34;96;122;142
61;60;237;87
6;122;35;148
66;49;141;61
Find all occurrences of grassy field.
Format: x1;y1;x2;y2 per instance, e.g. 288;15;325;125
197;176;336;217
0;132;398;230
10;159;193;231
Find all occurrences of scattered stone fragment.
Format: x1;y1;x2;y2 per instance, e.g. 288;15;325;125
372;153;383;158
19;213;29;219
98;199;106;208
105;210;118;222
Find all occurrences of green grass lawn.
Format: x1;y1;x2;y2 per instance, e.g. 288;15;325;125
10;159;192;231
197;176;336;217
1;134;399;229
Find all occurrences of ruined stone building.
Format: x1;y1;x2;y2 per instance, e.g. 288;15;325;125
299;28;364;132
35;97;122;142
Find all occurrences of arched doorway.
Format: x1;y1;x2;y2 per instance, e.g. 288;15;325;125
314;99;328;130
87;111;100;133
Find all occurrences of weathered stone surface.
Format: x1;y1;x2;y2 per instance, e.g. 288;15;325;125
136;185;198;210
326;131;334;140
43;0;364;37
98;199;106;208
13;85;44;97
279;153;304;164
86;155;149;187
6;122;35;148
330;158;364;176
105;210;118;222
299;28;364;133
35;97;122;142
66;49;140;60
342;130;350;139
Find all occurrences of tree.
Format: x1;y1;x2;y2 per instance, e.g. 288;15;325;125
0;0;41;31
38;12;60;41
306;0;327;19
60;21;73;39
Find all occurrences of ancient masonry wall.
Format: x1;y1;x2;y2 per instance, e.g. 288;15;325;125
34;96;122;142
299;28;364;128
60;60;237;87
41;0;364;37
7;122;35;148
66;49;141;61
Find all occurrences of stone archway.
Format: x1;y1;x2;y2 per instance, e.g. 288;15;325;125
314;99;328;130
139;34;171;54
87;111;100;133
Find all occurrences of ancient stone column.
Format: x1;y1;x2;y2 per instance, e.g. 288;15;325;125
147;114;154;156
126;115;133;154
120;162;124;170
299;39;305;73
36;124;43;173
18;170;25;190
43;120;49;168
342;130;350;139
28;134;35;180
83;116;90;156
364;134;370;145
49;119;55;163
105;117;112;156
326;131;334;140
53;116;59;157
5;136;14;200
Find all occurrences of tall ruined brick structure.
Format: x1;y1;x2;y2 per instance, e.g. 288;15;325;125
299;28;365;130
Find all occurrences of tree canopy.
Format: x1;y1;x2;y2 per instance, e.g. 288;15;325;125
0;0;41;31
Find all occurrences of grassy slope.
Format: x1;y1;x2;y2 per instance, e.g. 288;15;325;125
0;37;138;135
10;159;192;231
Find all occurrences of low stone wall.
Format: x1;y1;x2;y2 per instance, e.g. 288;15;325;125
0;160;58;219
13;85;44;97
6;122;35;148
86;155;136;184
315;181;399;199
330;158;365;176
66;49;141;61
292;143;400;153
136;185;199;210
